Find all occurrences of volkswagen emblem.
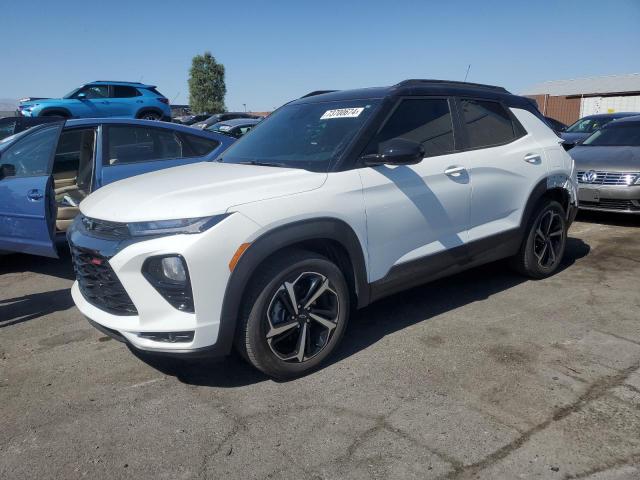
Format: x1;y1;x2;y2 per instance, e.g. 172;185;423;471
582;170;598;183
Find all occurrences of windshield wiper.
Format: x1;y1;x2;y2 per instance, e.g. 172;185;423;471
238;160;286;168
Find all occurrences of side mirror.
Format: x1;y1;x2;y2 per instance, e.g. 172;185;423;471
0;163;16;180
76;93;87;100
361;138;425;166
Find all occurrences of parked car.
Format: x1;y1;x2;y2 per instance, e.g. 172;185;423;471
544;116;567;134
561;112;639;149
68;79;577;379
192;112;261;129
0;116;62;141
206;118;261;138
0;118;234;258
174;114;210;125
16;81;172;121
570;115;640;214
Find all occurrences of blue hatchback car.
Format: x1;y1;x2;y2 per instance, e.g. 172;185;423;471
0;118;235;257
16;81;172;121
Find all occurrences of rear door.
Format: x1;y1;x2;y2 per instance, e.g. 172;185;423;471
0;123;64;257
454;98;546;242
108;85;141;117
97;124;229;187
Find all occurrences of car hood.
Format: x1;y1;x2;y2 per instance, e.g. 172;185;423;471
570;146;640;171
19;98;66;107
80;161;327;223
560;132;591;144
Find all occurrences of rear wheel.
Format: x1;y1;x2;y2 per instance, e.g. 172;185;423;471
236;250;350;379
511;200;567;279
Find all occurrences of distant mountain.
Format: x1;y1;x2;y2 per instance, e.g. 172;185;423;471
0;98;17;111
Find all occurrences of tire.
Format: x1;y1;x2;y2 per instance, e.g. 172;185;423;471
138;111;161;121
235;249;350;379
511;200;567;279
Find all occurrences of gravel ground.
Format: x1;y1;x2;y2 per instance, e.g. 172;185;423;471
1;211;639;480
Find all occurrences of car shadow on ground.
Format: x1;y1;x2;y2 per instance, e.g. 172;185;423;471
0;248;75;328
576;210;640;228
0;247;75;281
144;236;591;387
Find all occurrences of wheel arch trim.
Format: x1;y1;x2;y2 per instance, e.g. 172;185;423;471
215;217;369;356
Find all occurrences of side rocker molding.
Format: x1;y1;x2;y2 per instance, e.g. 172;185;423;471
215;218;369;356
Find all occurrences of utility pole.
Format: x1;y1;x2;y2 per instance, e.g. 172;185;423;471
464;64;471;82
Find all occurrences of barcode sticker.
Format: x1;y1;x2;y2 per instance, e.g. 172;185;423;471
320;108;364;120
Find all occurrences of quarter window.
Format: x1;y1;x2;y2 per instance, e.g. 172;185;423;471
107;126;184;164
366;98;455;157
460;99;518;149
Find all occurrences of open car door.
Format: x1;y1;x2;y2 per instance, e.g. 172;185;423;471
0;122;64;257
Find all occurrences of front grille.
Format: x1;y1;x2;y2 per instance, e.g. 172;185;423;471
81;215;130;239
581;199;640;211
71;246;137;315
577;170;640;185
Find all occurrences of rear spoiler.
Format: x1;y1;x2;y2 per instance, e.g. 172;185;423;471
300;90;338;99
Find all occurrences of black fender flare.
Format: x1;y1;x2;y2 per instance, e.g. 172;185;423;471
39;107;72;118
215;217;369;356
520;174;576;233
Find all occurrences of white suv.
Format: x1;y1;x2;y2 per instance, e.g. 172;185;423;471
68;80;578;379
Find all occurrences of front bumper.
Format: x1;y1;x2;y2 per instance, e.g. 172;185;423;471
68;213;261;356
578;184;640;214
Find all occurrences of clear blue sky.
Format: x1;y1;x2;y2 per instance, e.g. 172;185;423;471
1;0;639;111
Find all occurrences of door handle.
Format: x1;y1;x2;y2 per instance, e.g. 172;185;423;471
27;189;43;201
444;166;466;177
524;153;542;164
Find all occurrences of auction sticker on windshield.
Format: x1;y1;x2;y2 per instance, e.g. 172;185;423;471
320;107;364;120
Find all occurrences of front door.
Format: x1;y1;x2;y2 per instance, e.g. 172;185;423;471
358;97;471;283
0;123;64;257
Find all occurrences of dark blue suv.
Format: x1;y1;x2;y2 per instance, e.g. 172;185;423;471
16;81;172;121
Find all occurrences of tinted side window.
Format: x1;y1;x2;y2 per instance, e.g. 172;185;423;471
366;98;454;157
460;99;517;148
107;126;184;165
182;133;220;156
112;86;141;98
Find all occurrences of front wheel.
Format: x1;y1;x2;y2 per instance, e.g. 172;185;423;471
511;200;567;279
236;250;350;379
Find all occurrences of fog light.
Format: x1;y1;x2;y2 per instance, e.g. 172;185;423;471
142;255;194;312
162;256;186;282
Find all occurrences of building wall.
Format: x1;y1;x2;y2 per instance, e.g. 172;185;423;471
527;94;581;125
580;95;640;117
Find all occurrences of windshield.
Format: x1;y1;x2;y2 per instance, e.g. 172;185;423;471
63;88;81;99
566;117;614;133
0;126;38;149
217;99;380;172
582;124;640;146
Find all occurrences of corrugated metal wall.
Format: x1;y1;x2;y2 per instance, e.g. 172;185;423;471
527;95;581;125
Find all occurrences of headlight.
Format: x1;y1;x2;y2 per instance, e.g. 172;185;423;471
128;213;230;237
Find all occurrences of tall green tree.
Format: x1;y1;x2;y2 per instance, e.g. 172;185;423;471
188;52;226;114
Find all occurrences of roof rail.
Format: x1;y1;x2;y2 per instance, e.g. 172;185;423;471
394;79;509;94
300;90;338;98
91;80;146;85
